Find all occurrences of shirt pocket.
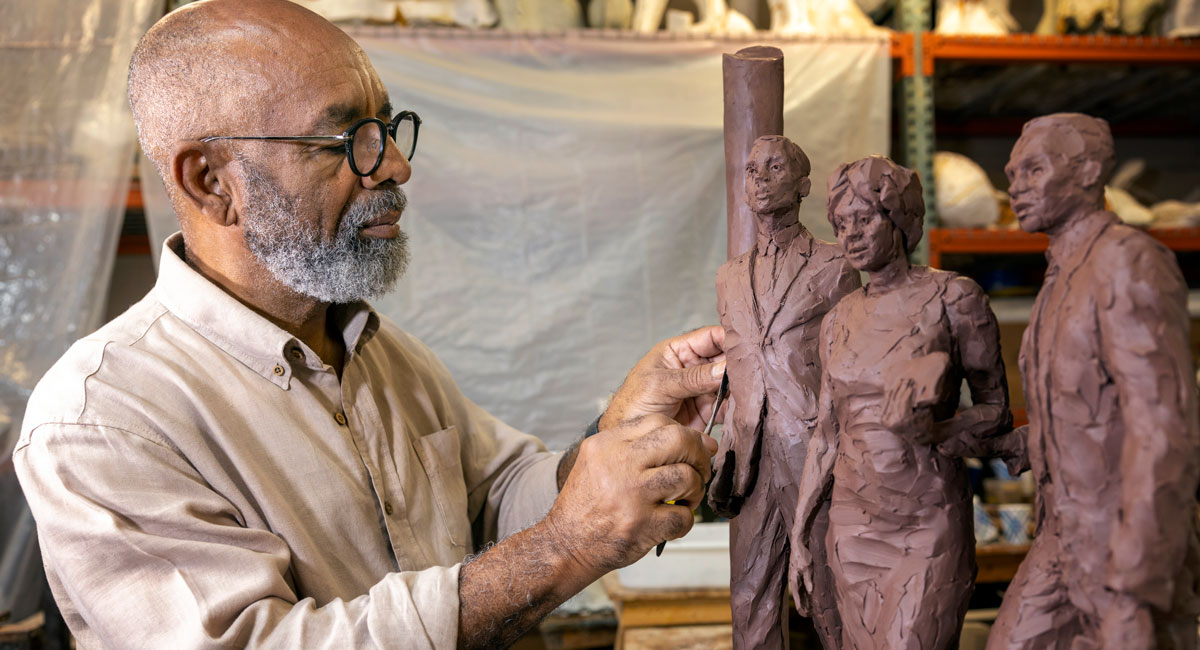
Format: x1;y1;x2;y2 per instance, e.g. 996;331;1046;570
411;425;472;552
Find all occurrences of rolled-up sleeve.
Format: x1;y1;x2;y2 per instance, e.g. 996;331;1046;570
16;422;461;650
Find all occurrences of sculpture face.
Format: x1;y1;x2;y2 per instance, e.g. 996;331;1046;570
1005;133;1094;235
744;139;806;220
829;192;895;272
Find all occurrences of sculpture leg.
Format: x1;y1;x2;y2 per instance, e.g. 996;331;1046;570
728;455;788;650
805;501;843;650
986;534;1084;650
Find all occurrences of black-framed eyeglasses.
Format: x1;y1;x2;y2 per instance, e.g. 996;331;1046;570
200;111;421;176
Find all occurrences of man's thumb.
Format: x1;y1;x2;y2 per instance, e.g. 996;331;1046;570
675;360;725;396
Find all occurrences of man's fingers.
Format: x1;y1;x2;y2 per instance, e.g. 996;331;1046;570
634;425;714;483
665;326;725;365
642;463;705;508
652;503;695;545
659;360;725;402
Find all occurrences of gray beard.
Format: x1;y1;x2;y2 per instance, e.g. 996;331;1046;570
240;163;409;304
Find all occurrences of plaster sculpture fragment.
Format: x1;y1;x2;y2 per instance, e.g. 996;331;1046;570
708;135;861;650
933;151;1000;229
588;0;633;29
985;112;1200;650
788;155;1018;650
935;0;1019;34
1037;0;1167;34
494;0;582;30
768;0;882;35
687;0;756;36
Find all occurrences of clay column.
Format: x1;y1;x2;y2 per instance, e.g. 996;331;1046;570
723;46;784;260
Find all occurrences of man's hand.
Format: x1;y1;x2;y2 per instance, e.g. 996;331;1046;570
600;326;726;432
545;414;718;575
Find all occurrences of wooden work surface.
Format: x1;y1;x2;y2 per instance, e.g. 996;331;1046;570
975;543;1030;583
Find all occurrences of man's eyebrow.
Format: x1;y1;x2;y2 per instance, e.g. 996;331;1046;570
377;100;393;120
311;103;363;133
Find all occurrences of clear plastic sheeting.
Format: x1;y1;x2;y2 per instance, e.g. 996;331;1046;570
143;30;890;450
0;0;161;623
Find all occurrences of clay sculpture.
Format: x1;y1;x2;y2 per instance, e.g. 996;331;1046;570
789;155;1015;650
709;135;860;650
985;113;1200;649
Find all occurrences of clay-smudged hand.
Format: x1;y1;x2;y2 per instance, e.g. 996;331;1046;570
881;378;939;443
543;414;718;574
601;326;726;432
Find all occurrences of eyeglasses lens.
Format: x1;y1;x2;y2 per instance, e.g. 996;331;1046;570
392;115;416;161
351;120;385;175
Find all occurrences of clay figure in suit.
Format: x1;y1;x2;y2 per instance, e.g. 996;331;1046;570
788;156;1014;650
986;113;1200;649
708;135;860;650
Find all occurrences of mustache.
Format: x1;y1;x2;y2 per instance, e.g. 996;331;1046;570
343;184;408;227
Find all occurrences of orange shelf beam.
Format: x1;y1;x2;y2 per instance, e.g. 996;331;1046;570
921;34;1200;75
928;226;1200;268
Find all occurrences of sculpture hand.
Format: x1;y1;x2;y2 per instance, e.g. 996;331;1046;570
707;449;740;518
601;326;726;432
788;540;815;616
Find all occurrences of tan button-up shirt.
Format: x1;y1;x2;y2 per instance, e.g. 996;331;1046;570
14;233;561;649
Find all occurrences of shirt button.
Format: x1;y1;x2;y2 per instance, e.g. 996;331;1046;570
290;348;304;362
272;365;285;376
334;412;347;426
384;500;394;516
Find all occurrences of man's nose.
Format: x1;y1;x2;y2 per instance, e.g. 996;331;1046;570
362;136;411;189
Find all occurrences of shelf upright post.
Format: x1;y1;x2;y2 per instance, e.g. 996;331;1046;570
898;0;935;265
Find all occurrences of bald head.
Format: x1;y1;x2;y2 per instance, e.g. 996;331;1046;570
129;0;369;199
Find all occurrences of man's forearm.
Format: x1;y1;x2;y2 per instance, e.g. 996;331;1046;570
457;520;596;649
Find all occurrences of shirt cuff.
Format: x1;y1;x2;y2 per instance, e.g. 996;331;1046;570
371;564;461;648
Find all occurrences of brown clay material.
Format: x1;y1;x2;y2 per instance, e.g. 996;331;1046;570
723;46;784;260
709;135;860;650
985;113;1200;650
788;156;1015;650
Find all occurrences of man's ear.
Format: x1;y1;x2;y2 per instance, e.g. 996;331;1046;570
1078;158;1104;193
172;141;235;227
797;176;812;200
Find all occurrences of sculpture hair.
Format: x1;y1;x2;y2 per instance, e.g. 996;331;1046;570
826;155;925;255
1018;113;1115;189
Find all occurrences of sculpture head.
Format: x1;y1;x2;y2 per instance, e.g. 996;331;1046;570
1005;113;1113;236
744;135;811;229
826;155;923;272
128;0;412;303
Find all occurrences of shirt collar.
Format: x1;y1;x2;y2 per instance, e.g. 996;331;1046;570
755;221;807;254
154;233;380;389
1045;210;1118;270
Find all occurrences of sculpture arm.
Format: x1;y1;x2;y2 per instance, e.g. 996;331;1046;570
1098;238;1200;610
934;277;1022;468
788;317;841;614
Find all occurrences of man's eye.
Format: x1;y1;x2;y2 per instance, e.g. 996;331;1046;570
771;164;782;172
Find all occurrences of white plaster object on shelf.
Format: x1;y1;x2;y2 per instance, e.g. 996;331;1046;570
1105;185;1154;226
935;0;1018;35
495;0;583;30
588;0;633;29
768;0;882;35
1165;0;1200;37
631;0;669;32
934;151;1000;229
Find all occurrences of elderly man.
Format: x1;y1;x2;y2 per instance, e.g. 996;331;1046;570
987;113;1200;649
13;1;726;648
708;135;859;650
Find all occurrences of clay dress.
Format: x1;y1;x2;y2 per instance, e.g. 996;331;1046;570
794;267;1010;650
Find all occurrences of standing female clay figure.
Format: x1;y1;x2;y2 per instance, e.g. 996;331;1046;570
788;156;1015;650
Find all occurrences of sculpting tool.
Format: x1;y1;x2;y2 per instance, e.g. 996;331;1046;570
657;371;729;557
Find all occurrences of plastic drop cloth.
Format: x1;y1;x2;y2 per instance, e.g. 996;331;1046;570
0;0;161;623
144;30;890;450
